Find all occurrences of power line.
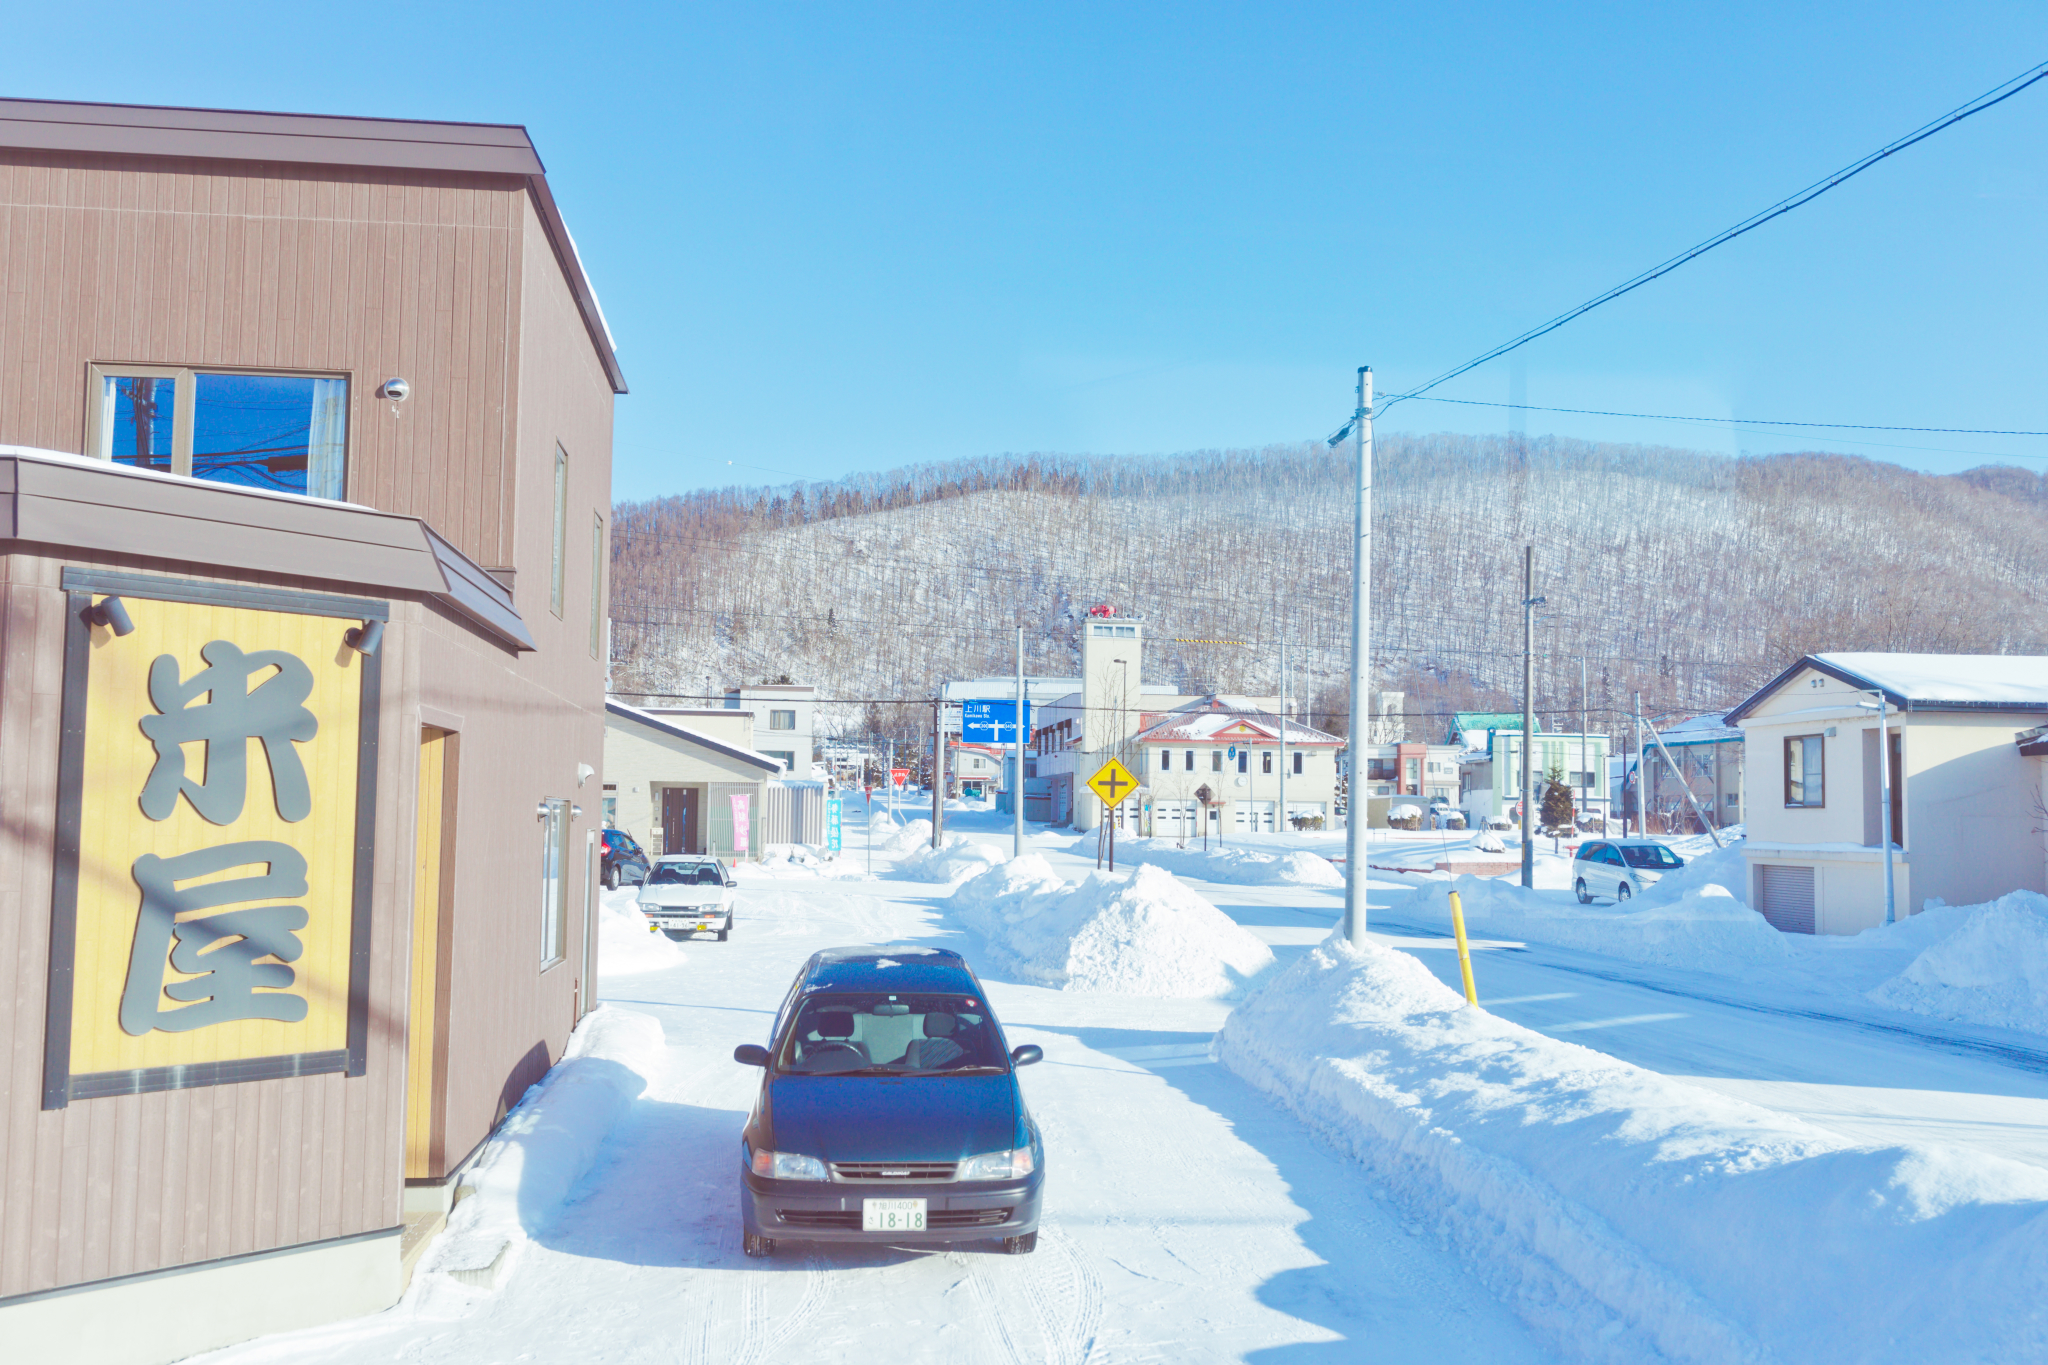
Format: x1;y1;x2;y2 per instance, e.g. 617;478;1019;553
1378;57;2048;415
1403;394;2048;439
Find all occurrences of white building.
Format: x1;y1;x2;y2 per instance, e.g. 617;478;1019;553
1725;653;2048;935
1135;698;1344;835
724;683;816;773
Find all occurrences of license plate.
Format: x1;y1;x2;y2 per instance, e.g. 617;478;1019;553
862;1198;926;1232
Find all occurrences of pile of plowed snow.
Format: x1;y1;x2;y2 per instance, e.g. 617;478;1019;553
596;888;686;974
1220;933;2048;1363
954;856;1274;997
1122;840;1344;888
1867;890;2048;1034
1396;864;1791;975
896;831;1007;884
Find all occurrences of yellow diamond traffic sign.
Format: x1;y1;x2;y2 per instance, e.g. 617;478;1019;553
1086;757;1139;809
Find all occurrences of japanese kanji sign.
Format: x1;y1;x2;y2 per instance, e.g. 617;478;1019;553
1086;758;1138;810
45;570;381;1107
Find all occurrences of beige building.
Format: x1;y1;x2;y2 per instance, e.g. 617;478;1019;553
1136;699;1343;837
604;701;779;860
1725;653;2048;934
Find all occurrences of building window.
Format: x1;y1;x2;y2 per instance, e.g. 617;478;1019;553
540;798;570;966
1185;749;1194;770
1293;751;1303;775
590;514;605;658
1262;751;1273;774
1367;758;1397;781
1211;750;1223;772
1784;735;1824;807
87;365;348;498
551;445;569;618
1159;749;1172;772
769;709;797;730
1237;750;1249;774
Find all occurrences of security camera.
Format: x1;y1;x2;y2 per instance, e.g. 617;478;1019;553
378;377;411;402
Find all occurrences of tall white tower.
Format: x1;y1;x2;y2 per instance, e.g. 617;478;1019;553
1080;612;1143;752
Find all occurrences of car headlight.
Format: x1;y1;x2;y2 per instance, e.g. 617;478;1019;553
957;1147;1035;1181
749;1148;827;1181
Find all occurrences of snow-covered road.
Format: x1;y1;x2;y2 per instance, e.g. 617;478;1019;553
204;806;1553;1365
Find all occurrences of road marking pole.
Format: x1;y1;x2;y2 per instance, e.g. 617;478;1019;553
1449;890;1479;1006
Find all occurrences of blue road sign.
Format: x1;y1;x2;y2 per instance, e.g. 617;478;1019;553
825;796;843;852
962;698;1031;745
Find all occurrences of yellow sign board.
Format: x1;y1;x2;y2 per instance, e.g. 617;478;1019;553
1086;757;1139;810
45;571;382;1108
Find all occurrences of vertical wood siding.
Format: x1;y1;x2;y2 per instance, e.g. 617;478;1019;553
0;153;523;571
0;552;419;1297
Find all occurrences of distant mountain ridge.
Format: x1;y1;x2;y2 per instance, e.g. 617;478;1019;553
609;435;2048;741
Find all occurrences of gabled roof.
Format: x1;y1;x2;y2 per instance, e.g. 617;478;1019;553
1133;696;1343;746
605;699;781;771
1656;711;1742;745
1726;653;2048;723
1446;712;1540;745
0;97;625;394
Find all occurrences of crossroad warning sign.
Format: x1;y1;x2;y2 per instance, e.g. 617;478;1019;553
1086;758;1138;809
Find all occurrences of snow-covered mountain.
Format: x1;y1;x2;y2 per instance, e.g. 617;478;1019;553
609;434;2048;741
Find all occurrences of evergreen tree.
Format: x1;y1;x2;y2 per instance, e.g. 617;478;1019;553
1540;763;1576;846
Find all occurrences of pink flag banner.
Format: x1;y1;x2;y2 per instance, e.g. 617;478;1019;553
730;793;751;858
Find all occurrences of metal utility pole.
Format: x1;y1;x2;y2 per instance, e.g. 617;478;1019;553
931;700;944;848
1278;637;1288;839
1341;367;1373;946
1013;627;1025;860
1519;546;1545;889
1580;658;1589;831
1868;690;1898;925
1631;691;1643;837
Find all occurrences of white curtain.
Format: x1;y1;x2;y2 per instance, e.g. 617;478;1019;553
306;378;348;500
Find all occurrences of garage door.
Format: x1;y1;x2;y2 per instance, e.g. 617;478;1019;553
1756;864;1815;934
1233;801;1275;833
1154;800;1196;837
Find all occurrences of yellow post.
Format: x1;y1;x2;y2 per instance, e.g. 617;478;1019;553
1448;890;1479;1006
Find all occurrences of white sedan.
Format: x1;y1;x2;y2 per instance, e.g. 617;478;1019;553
637;856;738;941
1572;839;1684;904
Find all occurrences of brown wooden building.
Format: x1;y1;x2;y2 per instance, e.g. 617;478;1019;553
0;99;624;1363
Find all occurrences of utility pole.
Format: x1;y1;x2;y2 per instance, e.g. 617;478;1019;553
1580;657;1589;831
1875;690;1897;925
931;699;944;848
1014;626;1025;860
1278;637;1288;839
1631;691;1643;837
1342;367;1373;946
1520;546;1545;889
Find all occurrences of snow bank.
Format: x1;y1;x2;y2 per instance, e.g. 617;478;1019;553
595;888;685;975
1122;839;1344;888
895;831;1007;884
742;844;869;880
874;817;933;858
1869;891;2048;1035
1220;934;2048;1363
411;1006;667;1316
955;857;1274;997
1397;873;1791;975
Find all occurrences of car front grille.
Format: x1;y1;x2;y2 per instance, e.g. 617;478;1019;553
829;1161;959;1183
775;1208;1012;1229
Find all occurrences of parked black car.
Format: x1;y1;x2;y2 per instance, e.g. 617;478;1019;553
600;827;649;888
733;945;1045;1256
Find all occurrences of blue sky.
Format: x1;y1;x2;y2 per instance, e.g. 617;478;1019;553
17;3;2048;497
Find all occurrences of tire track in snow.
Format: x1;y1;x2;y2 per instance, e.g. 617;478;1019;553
963;1252;1036;1365
724;1253;829;1365
1023;1225;1105;1365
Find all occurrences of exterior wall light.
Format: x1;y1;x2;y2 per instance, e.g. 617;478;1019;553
343;619;384;656
85;596;135;636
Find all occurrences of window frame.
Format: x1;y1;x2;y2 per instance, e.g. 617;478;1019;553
1292;751;1304;775
1784;734;1825;808
769;709;797;731
589;512;605;658
84;362;350;494
551;445;570;618
540;798;571;968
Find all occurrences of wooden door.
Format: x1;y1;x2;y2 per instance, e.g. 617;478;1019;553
406;727;455;1178
662;786;701;854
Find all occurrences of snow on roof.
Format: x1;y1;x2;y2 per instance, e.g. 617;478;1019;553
1814;654;2048;707
604;698;783;771
1656;711;1742;744
1134;696;1343;746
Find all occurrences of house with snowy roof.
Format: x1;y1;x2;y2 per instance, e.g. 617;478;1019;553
1643;711;1745;832
1134;697;1345;837
1725;653;2048;935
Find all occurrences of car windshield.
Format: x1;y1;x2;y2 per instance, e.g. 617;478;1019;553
777;993;1008;1076
1620;844;1683;869
648;862;723;886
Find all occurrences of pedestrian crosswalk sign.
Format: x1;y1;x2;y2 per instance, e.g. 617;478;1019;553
1087;758;1138;810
